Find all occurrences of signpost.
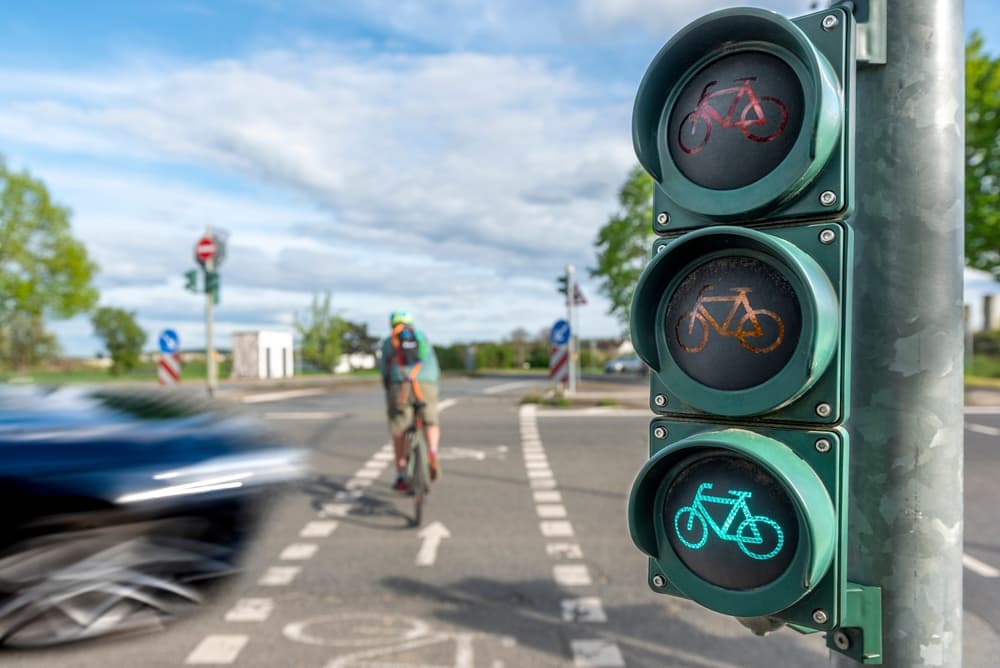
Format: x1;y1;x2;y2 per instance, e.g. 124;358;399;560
549;319;570;387
625;4;884;663
186;228;225;396
157;328;182;386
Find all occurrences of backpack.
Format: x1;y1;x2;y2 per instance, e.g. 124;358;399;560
393;324;423;368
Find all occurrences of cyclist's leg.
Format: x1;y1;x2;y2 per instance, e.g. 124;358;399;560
387;382;415;489
418;383;441;480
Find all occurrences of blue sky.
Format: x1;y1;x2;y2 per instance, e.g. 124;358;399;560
1;1;995;356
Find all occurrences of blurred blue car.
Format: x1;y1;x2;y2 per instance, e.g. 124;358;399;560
0;385;306;647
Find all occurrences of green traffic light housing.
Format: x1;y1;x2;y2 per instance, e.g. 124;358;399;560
632;6;854;232
628;420;847;626
630;224;849;422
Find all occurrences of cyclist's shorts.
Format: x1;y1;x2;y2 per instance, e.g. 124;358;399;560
386;382;439;434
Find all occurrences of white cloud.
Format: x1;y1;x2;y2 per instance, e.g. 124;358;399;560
578;0;814;37
5;43;632;353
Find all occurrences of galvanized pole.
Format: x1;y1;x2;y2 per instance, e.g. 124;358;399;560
204;224;217;398
835;1;964;665
566;264;577;394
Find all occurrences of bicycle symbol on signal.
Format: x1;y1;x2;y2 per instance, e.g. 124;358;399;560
677;77;789;155
674;482;785;561
675;284;785;354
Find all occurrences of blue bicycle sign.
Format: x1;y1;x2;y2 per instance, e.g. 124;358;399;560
673;482;785;560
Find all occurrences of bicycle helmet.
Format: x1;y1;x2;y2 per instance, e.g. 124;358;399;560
389;309;413;326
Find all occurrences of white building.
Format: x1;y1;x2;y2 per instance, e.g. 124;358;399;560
231;330;294;379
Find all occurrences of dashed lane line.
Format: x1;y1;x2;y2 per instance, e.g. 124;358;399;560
185;635;249;665
966;423;1000;436
241;388;328;404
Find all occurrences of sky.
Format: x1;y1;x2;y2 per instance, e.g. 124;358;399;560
1;1;997;357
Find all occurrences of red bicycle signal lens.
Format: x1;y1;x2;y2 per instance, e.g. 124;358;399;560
667;51;804;190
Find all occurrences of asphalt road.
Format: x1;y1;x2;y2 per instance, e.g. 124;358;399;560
4;375;999;667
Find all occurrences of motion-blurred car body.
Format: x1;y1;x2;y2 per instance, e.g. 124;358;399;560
0;386;305;647
603;355;646;375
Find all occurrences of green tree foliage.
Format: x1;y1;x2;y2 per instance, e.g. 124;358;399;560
340;320;379;357
966;33;1000;276
434;343;466;371
590;165;654;328
0;160;99;368
91;306;147;375
294;292;345;372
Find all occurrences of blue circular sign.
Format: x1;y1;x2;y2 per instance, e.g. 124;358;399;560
550;319;571;346
158;329;180;354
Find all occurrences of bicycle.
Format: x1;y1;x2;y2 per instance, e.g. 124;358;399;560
675;284;785;354
677;77;789;155
673;482;784;560
402;400;431;528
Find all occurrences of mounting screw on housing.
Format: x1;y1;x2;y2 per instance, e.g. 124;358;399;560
652;574;666;588
812;609;829;625
656;212;670;226
653;426;667;439
815;403;833;418
815;438;832;453
833;630;851;650
654;394;667;407
819;229;836;244
819;190;838;206
821;15;840;31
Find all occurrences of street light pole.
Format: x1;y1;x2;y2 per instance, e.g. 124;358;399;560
566;264;577;394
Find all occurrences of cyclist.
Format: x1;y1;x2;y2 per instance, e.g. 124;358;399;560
379;309;442;492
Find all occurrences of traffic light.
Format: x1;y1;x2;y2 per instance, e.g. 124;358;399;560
184;269;198;293
625;5;881;663
205;270;220;305
557;275;569;295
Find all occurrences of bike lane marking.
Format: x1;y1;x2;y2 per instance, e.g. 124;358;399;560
519;403;624;666
185;635;249;665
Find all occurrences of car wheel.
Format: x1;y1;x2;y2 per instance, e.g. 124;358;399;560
0;511;253;647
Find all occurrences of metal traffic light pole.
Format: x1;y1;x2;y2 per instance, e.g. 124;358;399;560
834;1;964;665
566;264;577;394
205;254;217;397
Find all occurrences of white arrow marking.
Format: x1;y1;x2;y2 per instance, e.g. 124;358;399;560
416;521;451;567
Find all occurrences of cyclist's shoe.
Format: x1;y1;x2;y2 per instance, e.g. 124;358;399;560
429;452;440;482
393;474;409;493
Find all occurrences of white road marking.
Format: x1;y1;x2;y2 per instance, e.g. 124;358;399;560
524;453;548;461
262;411;342;420
966;423;1000;436
562;597;608;623
965;406;1000;414
540;520;575;537
225;598;274;623
346;478;373;489
534;491;562;503
439;398;458;411
258;566;301;586
334;489;364;500
280;543;319;561
320;503;352;518
537;504;568;519
554;564;592;586
373;451;395;461
301;520;339;538
526;460;551;470
354;467;383;479
530;478;558;490
571;639;626;667
242;388;327;404
964;553;1000;577
547;543;584;559
527;468;554;479
484;381;537;394
185;635;249;664
416;521;452;567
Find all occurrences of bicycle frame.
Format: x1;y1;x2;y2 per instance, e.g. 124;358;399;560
688;482;755;542
687;284;755;336
693;78;769;131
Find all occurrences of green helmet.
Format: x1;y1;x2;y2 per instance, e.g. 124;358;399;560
389;309;413;327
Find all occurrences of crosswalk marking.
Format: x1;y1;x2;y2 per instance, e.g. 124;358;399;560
185;635;249;665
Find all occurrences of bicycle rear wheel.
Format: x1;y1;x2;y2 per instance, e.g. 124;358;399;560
408;433;430;528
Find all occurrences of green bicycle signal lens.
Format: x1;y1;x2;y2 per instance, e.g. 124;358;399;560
664;255;802;391
663;452;799;590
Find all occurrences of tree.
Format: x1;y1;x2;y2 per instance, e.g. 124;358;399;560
91;306;146;375
590;165;655;328
0;159;99;369
966;34;1000;276
294;293;345;372
340;320;379;357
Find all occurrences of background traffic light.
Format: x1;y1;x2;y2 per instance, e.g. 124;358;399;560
184;269;198;293
557;274;568;295
205;270;220;305
625;5;881;663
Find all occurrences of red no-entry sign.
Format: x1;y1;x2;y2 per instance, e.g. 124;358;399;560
195;236;216;264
